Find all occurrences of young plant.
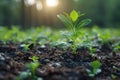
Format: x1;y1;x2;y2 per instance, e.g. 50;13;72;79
20;43;33;51
30;56;39;62
89;47;97;56
57;10;91;54
111;74;117;79
17;56;40;80
86;60;101;77
112;41;120;53
26;56;40;79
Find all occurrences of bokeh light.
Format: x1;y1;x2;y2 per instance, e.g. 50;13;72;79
46;0;59;7
36;1;43;10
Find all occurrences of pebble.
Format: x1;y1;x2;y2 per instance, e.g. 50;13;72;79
41;58;50;64
0;53;5;61
49;62;62;68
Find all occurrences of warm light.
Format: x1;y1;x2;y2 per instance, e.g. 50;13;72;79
24;0;35;6
36;1;43;10
46;0;59;7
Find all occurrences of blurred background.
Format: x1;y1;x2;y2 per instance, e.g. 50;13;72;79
0;0;120;28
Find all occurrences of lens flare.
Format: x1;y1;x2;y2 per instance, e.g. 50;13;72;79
46;0;59;7
36;1;43;10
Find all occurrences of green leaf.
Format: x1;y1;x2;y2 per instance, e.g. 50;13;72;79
91;60;101;69
77;19;91;28
70;10;79;22
26;61;39;75
93;68;101;75
17;71;30;80
111;74;117;79
30;56;39;62
63;12;71;20
57;14;73;29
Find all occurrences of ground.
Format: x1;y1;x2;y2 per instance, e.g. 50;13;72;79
0;39;120;80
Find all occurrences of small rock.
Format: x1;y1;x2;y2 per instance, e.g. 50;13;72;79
41;59;50;64
49;62;62;68
0;53;5;61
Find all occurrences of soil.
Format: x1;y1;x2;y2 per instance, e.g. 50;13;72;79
0;41;120;80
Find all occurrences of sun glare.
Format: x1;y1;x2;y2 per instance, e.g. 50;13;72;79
46;0;59;7
36;1;43;10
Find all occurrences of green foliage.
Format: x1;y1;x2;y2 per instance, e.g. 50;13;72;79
89;47;97;56
0;26;120;54
26;61;39;79
30;56;39;62
57;10;91;54
26;56;39;77
57;10;91;31
87;60;101;77
91;60;101;69
111;74;117;79
112;41;120;52
17;56;40;80
20;44;30;51
70;10;79;22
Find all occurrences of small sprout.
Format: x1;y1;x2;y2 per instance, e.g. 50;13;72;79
87;60;101;77
111;74;117;79
26;62;39;79
17;56;40;80
91;60;101;69
30;56;39;62
89;47;97;56
20;44;30;51
26;56;40;79
112;41;120;52
57;10;91;54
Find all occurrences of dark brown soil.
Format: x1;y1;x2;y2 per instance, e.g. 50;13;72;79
0;41;120;80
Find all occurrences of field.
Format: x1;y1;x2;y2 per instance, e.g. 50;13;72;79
0;26;120;80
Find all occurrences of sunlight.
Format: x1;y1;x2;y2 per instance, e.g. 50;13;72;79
36;1;43;10
24;0;35;6
46;0;59;7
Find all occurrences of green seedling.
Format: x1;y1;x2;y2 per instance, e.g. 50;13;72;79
57;10;91;54
26;56;40;79
89;47;97;56
17;56;40;80
112;41;120;52
26;56;39;78
20;44;31;51
26;61;39;79
111;74;117;79
87;60;101;77
30;55;39;62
